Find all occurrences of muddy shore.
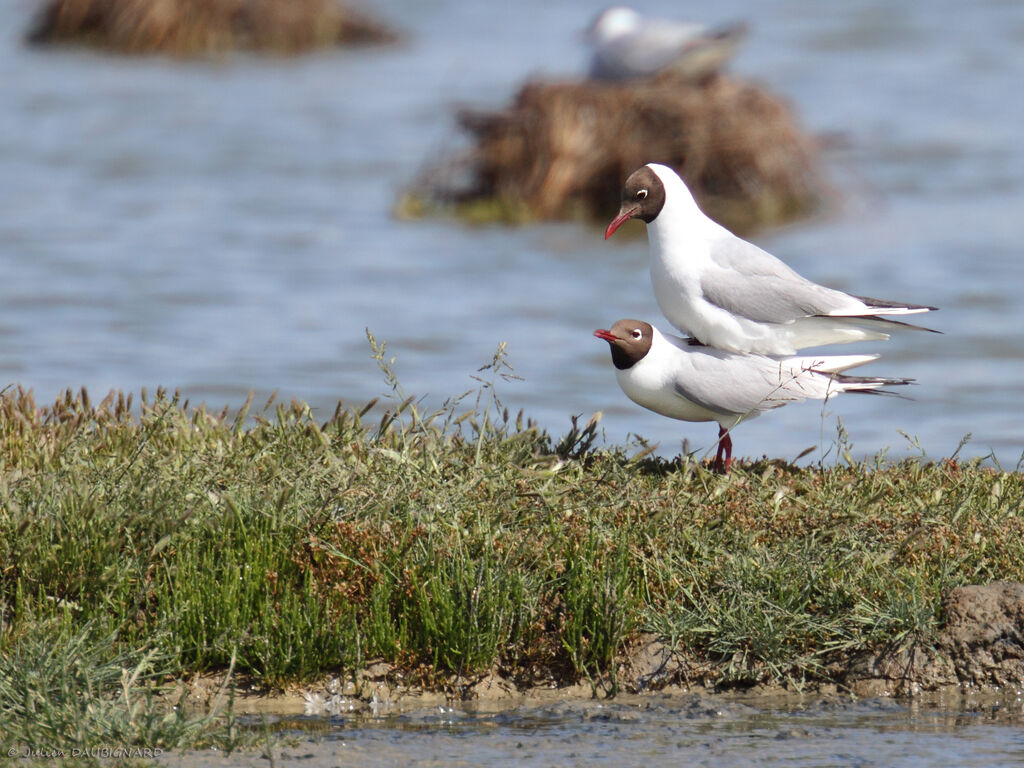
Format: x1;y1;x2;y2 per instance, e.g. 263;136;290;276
176;580;1024;718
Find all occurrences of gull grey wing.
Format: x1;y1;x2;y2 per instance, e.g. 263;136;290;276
601;24;700;75
671;353;805;416
700;270;858;324
633;20;706;54
706;235;807;279
702;239;860;323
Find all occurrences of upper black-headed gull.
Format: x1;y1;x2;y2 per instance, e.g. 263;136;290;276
594;319;913;471
586;6;748;82
605;164;937;355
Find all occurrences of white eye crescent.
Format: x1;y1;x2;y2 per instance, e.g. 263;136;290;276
636;189;648;200
631;328;642;340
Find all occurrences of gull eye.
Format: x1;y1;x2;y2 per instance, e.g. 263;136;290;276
636;189;648;200
630;328;642;340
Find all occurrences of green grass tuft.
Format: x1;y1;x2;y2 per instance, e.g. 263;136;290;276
1;345;1022;745
0;618;250;754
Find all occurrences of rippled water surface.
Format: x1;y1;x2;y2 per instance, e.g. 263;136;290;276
161;694;1024;768
1;0;1023;462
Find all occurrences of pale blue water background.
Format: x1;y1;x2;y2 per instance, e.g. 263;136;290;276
1;0;1022;464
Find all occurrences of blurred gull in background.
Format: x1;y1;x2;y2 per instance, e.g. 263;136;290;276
586;6;748;82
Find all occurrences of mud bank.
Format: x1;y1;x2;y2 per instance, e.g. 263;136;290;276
177;580;1024;717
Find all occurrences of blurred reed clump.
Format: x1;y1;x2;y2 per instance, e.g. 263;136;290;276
403;74;827;233
26;0;397;56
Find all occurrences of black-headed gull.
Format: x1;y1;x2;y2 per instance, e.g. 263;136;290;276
594;318;913;472
586;6;748;82
605;164;937;355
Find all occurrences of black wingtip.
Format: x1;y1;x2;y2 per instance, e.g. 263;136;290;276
853;294;939;312
860;316;942;334
838;373;916;400
836;374;916;398
852;387;915;400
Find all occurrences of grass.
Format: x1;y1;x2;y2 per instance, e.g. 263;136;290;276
0;618;251;755
1;338;1022;750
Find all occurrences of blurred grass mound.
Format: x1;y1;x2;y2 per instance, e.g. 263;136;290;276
26;0;397;56
403;74;828;233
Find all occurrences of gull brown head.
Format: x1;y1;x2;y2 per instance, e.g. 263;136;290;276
593;318;654;370
604;165;667;239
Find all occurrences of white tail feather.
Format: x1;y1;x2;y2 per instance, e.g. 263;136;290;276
789;354;879;375
827;306;931;317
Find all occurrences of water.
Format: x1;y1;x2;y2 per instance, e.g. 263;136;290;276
161;694;1024;767
1;0;1023;463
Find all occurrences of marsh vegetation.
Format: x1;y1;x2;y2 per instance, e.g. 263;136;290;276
1;344;1020;752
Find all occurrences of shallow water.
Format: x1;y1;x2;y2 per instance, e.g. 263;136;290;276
1;0;1023;463
161;694;1024;767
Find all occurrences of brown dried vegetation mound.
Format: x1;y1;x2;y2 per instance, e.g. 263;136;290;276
411;74;827;233
26;0;397;56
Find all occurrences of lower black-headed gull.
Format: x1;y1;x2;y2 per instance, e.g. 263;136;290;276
605;164;938;355
594;318;913;472
586;6;748;82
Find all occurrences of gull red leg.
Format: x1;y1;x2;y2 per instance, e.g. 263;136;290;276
713;425;733;473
